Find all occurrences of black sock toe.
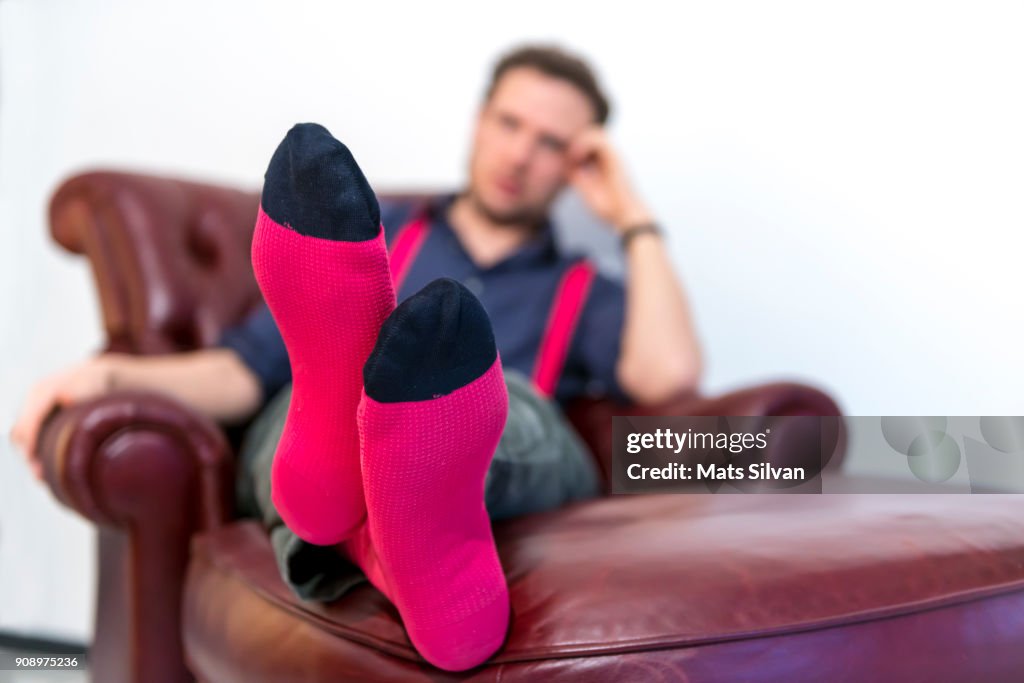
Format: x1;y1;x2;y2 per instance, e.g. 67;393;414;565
261;122;380;241
363;279;498;403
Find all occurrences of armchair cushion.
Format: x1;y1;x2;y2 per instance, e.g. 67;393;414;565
183;495;1024;681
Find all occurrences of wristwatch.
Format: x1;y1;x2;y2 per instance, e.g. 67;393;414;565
620;223;662;250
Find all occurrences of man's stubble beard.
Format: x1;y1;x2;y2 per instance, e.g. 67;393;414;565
465;186;550;231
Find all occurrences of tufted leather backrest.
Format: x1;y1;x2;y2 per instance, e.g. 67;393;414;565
50;172;262;354
48;171;431;355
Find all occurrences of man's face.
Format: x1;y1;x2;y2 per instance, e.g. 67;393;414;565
467;67;596;225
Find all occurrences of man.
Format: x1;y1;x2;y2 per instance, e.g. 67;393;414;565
12;46;701;475
222;46;702;413
11;45;701;671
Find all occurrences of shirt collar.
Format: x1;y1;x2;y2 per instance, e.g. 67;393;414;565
428;193;561;271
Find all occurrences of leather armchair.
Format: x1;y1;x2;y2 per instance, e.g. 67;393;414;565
37;172;1024;682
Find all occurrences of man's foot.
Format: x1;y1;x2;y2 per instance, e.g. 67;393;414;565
344;279;511;671
253;123;395;545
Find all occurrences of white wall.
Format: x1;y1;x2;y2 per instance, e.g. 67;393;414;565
1;0;1021;641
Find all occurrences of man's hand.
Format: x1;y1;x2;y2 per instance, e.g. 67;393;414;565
567;127;654;232
9;354;122;480
566;128;704;404
10;348;263;482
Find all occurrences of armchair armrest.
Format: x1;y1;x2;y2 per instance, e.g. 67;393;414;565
37;390;234;683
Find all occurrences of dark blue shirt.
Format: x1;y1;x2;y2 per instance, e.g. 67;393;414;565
218;194;627;406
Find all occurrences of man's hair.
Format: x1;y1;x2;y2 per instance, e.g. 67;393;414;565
485;45;611;125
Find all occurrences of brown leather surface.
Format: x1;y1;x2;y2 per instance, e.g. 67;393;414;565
49;171;262;354
187;590;1024;683
39;389;232;527
37;389;234;683
184;494;1024;681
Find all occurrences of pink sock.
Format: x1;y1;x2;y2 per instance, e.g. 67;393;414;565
252;123;395;545
343;279;511;671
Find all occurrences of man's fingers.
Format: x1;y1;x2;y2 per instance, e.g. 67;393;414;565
9;422;25;452
13;387;59;460
569;139;602;167
567;137;593;163
10;403;35;453
567;165;599;196
570;126;609;157
11;412;45;479
20;419;43;462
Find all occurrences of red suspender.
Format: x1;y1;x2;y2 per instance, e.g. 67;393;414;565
531;260;597;399
388;209;596;399
388;214;430;293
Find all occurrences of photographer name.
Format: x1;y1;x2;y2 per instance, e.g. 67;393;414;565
626;463;806;481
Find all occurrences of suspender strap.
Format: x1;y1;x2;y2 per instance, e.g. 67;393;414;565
389;205;596;399
531;259;597;398
388;213;430;293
